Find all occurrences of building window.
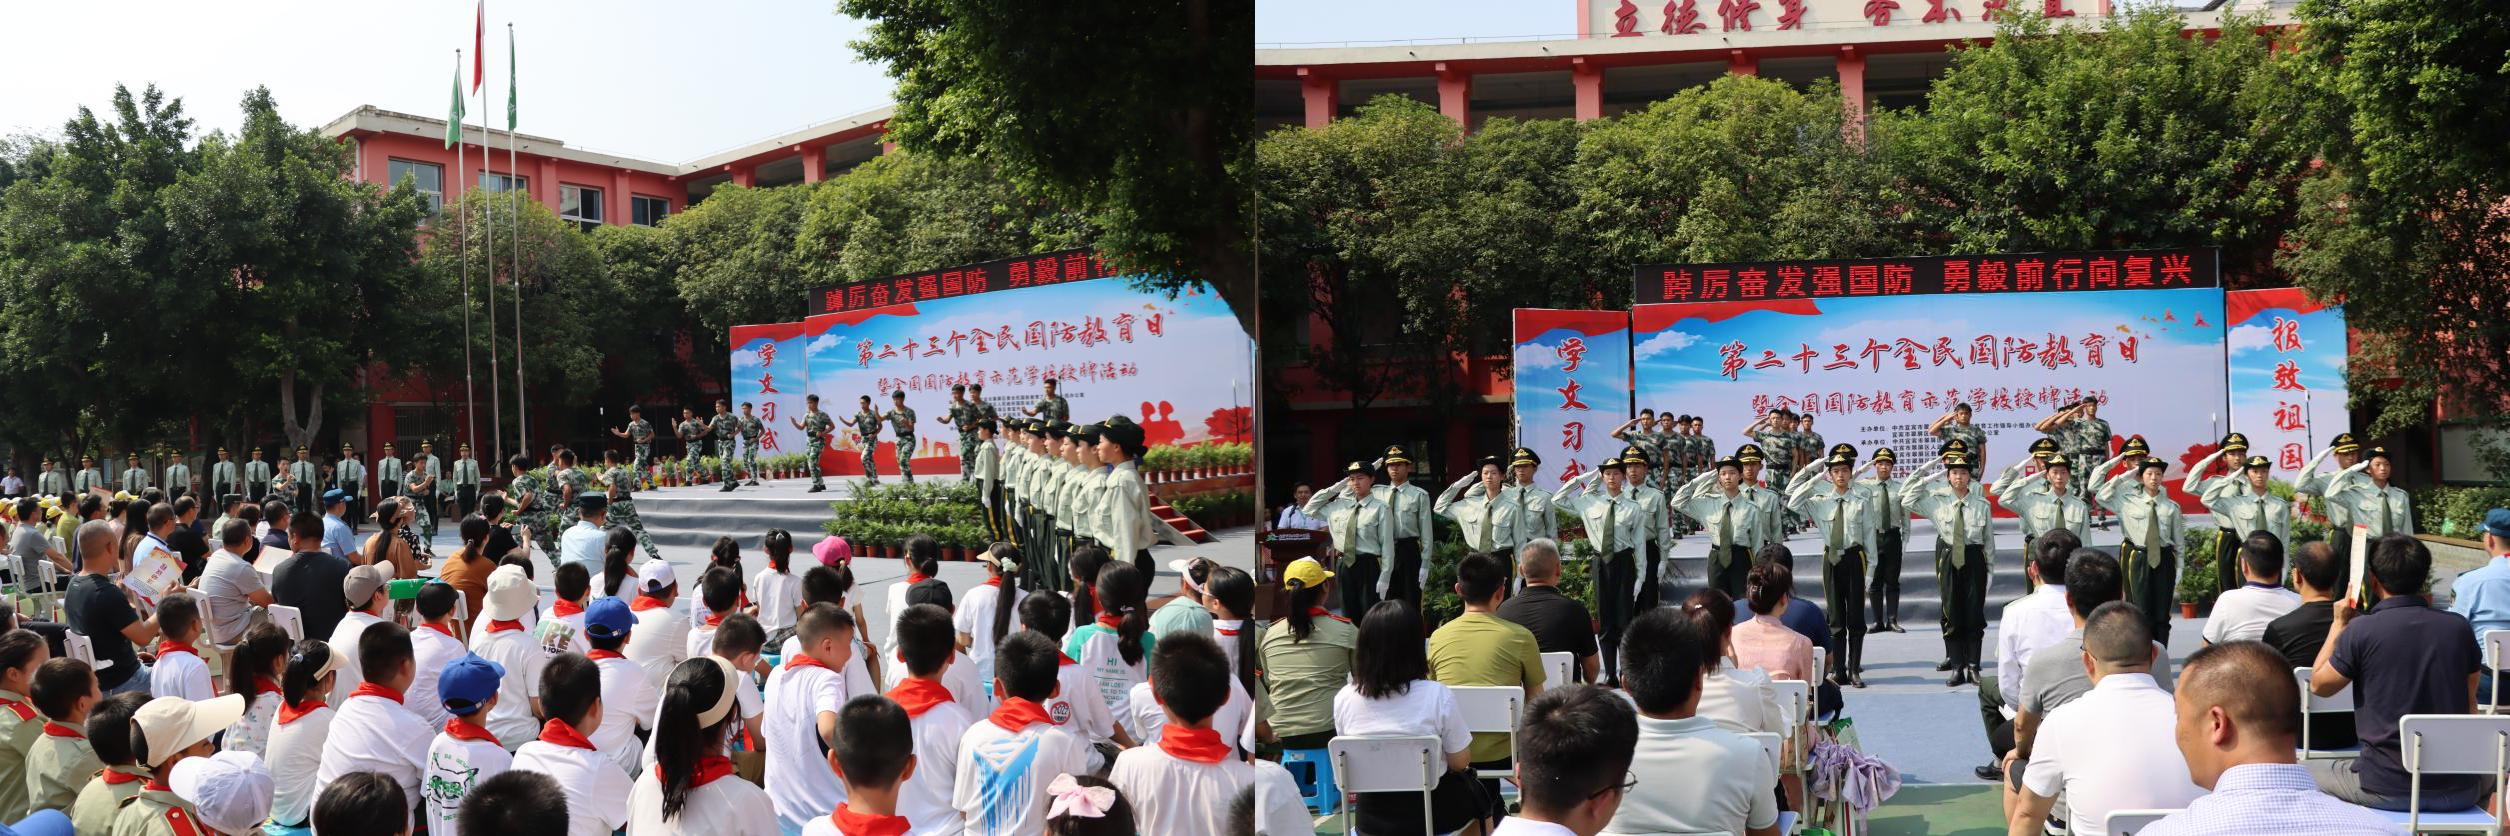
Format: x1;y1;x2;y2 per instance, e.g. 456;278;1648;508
559;184;604;230
631;195;671;227
479;172;529;195
386;159;443;213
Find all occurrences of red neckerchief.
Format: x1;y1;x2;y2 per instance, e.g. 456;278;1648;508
1307;606;1350;623
143;779;173;792
588;649;627;661
907;572;930;585
100;768;143;785
1095;613;1123;630
553;599;585;617
1216;623;1240;637
155;641;199;658
631;594;669;612
784;653;836;674
982;576;1002;587
277;700;328;725
350;683;405;704
885;678;954;718
1158;724;1232;764
444;716;499;745
830;803;911;836
703;611;726;627
1058;651;1078;666
987;697;1054;732
485;619;526;633
253;676;281;696
40;722;82;738
537;718;596;750
421;622;457;638
662;754;738;788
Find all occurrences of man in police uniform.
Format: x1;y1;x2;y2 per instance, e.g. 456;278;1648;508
243;449;271;503
1861;447;1909;633
375;443;404;516
1617;444;1673;609
1901;445;1994;684
1788;444;1878;686
942;384;981;479
334;444;366;529
2293;432;2366;551
1507;447;1558;545
1024;377;1069;425
1437;455;1525;581
2182;432;2255;596
2094;438;2184;642
1306;461;1393;617
1996;451;2090;577
673;407;707;484
793;394;836;492
120;454;149;494
850;395;885;486
738;402;766;486
2324;444;2414;543
288;448;319;517
1990;438;2072;590
72;456;102;495
451;442;481;519
161;450;191;503
610;406;657;488
1555;452;1647;683
1373;445;1437;617
37;460;66;498
709;400;741;492
1675;454;1762;599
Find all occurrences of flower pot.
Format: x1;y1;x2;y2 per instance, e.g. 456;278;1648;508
2179;602;2198;619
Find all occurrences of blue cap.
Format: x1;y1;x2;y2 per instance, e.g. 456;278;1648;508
584;596;635;640
438;654;506;716
2486;508;2510;539
322;489;347;505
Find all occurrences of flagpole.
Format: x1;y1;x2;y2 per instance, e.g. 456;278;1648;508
455;49;478;460
480;40;502;468
511;22;528;459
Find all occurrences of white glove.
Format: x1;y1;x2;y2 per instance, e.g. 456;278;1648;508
1418;562;1430;587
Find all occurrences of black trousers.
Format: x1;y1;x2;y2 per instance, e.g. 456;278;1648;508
1638;542;1664;610
1708;545;1752;600
166;487;186;504
1825;546;1867;674
1597;548;1638;683
1938;543;1988;666
2123;541;2179;644
248;483;266;502
1388;537;1424;617
1869;528;1903;626
1340;552;1383;617
2214;527;2241;595
2022;533;2038;593
457;485;478;519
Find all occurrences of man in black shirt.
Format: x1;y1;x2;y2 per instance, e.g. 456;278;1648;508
270;505;352;643
479;494;522;561
63;519;165;695
1495;538;1600;683
167;496;211;584
2263;539;2354;749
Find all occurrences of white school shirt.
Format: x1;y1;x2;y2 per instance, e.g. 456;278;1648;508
753;569;802;632
888;648;986;710
1063;625;1149;742
1048;657;1117;772
1252;758;1318;836
512;735;634;836
266;706;334;827
625;765;778;836
146;648;212;701
953;583;1027;691
316;690;430;808
325;610;386;702
778;635;881;705
953;713;1093;836
1108;741;1261;836
1213;619;1250;674
764;660;850;833
2200;584;2303;645
2021;673;2205;836
469;624;549;750
409;624;468;729
537;605;589;657
422;728;511;836
637;663;765;771
896;696;976;836
592;653;659;775
686;622;721;662
1125;680;1257;756
1332;681;1472;759
625;604;693;687
885;580;913;655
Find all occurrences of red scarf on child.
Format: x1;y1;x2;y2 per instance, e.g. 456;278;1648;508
537;718;596;750
885;678;954;718
987;698;1054;732
829;803;910;836
349;682;404;704
1158;724;1232;764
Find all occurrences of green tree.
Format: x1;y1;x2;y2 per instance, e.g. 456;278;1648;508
418;191;610;448
666;183;815;336
792;152;1090;289
838;0;1256;335
589;223;714;407
2281;0;2510;471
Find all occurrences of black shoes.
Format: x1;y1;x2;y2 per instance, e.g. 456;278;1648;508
719;483;736;492
1889;622;1909;634
1937;658;1957;672
1975;763;2005;782
807;485;825;493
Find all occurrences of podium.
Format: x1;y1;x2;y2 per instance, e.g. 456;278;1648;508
1256;527;1328;620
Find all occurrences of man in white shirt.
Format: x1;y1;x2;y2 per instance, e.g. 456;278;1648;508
407;582;470;730
2012;602;2205;836
468;565;547;750
957;632;1092;836
509;652;633;836
1492;683;1641;836
1978;530;2080;782
325;564;393;703
2201;532;2302;646
199;520;274;645
581;596;658;775
315;621;431;817
556;494;608;572
1109;632;1258;836
767;603;859;833
1604;608;1780;836
622;559;691;687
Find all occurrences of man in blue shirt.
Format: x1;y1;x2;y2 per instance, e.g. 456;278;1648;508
2309;533;2485;811
2445;507;2510;705
320;489;355;558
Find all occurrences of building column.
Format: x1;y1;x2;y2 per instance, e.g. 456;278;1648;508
367;401;397;455
1572;58;1604;122
1728;49;1759;76
537;157;560;213
731;165;756;188
1836;46;1868;130
1298;67;1340;129
610;168;631;226
1435;63;1473;131
802;145;827;183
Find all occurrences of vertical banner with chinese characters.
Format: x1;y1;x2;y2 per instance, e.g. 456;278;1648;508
727;322;811;459
1511;309;1635;486
797;251;1251;478
1628;249;2226;509
2225;288;2347;479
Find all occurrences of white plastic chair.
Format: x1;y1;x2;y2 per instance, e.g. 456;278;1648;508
1540;651;1574;690
2365;714;2510;834
2484;630;2510;715
1328;735;1443;836
191;593;241;657
1452;686;1526;781
2293;666;2361;760
2104;809;2181;836
266;604;304;642
1812;645;1828;683
65;631;102;671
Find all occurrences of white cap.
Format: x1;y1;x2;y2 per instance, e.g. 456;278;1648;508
1168;557;1210;594
481;564;537;622
169;750;272;834
133;694;245;769
638;559;677;593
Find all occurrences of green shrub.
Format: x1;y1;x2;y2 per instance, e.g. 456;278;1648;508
826;480;988;549
2413;486;2510;538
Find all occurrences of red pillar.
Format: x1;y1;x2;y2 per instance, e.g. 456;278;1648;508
1836;46;1868;130
536;157;560;213
731;165;756;188
1299;68;1340;129
1728;49;1759;76
801;146;827;183
1572;58;1604;122
609;169;630;226
1435;63;1473;131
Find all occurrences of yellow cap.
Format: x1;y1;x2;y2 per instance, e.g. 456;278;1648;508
1282;556;1335;590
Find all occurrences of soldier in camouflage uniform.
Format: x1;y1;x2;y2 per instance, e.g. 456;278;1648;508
942;383;980;479
1023;377;1069;425
406;441;440;540
507;453;559;557
554;448;595;533
1929;403;1989;483
738;402;766;485
2035;396;2113;522
794;394;837;492
851;395;885;486
970;382;1001;434
610;406;656;489
885;390;919;484
710;400;740;491
673;408;707;484
601;449;664;562
1746;410;1803;534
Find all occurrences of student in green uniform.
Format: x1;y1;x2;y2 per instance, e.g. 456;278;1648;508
884;391;919;485
68;692;148;836
850;396;884;486
161;454;190;504
25;658;99;816
1787;444;1878;686
2323;444;2414;542
610;405;657;487
738;402;766;486
0;631;47;821
2183;433;2255;596
1614;446;1672;610
1901;448;1994;685
793;394;837;493
1435;455;1525;583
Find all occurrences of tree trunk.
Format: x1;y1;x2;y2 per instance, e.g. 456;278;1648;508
279;369;325;454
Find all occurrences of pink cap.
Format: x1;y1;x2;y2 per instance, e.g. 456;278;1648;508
814;535;852;567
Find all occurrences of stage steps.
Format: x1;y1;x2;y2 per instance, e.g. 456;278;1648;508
1150;493;1216;544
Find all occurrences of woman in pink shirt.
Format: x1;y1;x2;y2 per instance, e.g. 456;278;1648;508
1732;562;1815;683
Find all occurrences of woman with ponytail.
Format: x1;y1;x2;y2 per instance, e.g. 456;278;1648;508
753;528;802;633
598;527;640;598
1260;557;1355;751
1205;566;1263;701
221;623;293;758
625;656;776;834
955;543;1028;699
1062;560;1152;747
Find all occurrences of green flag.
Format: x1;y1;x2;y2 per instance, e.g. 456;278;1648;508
506;27;517;131
445;53;465;149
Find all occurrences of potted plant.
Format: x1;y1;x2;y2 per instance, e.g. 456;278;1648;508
2176;559;2217;619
